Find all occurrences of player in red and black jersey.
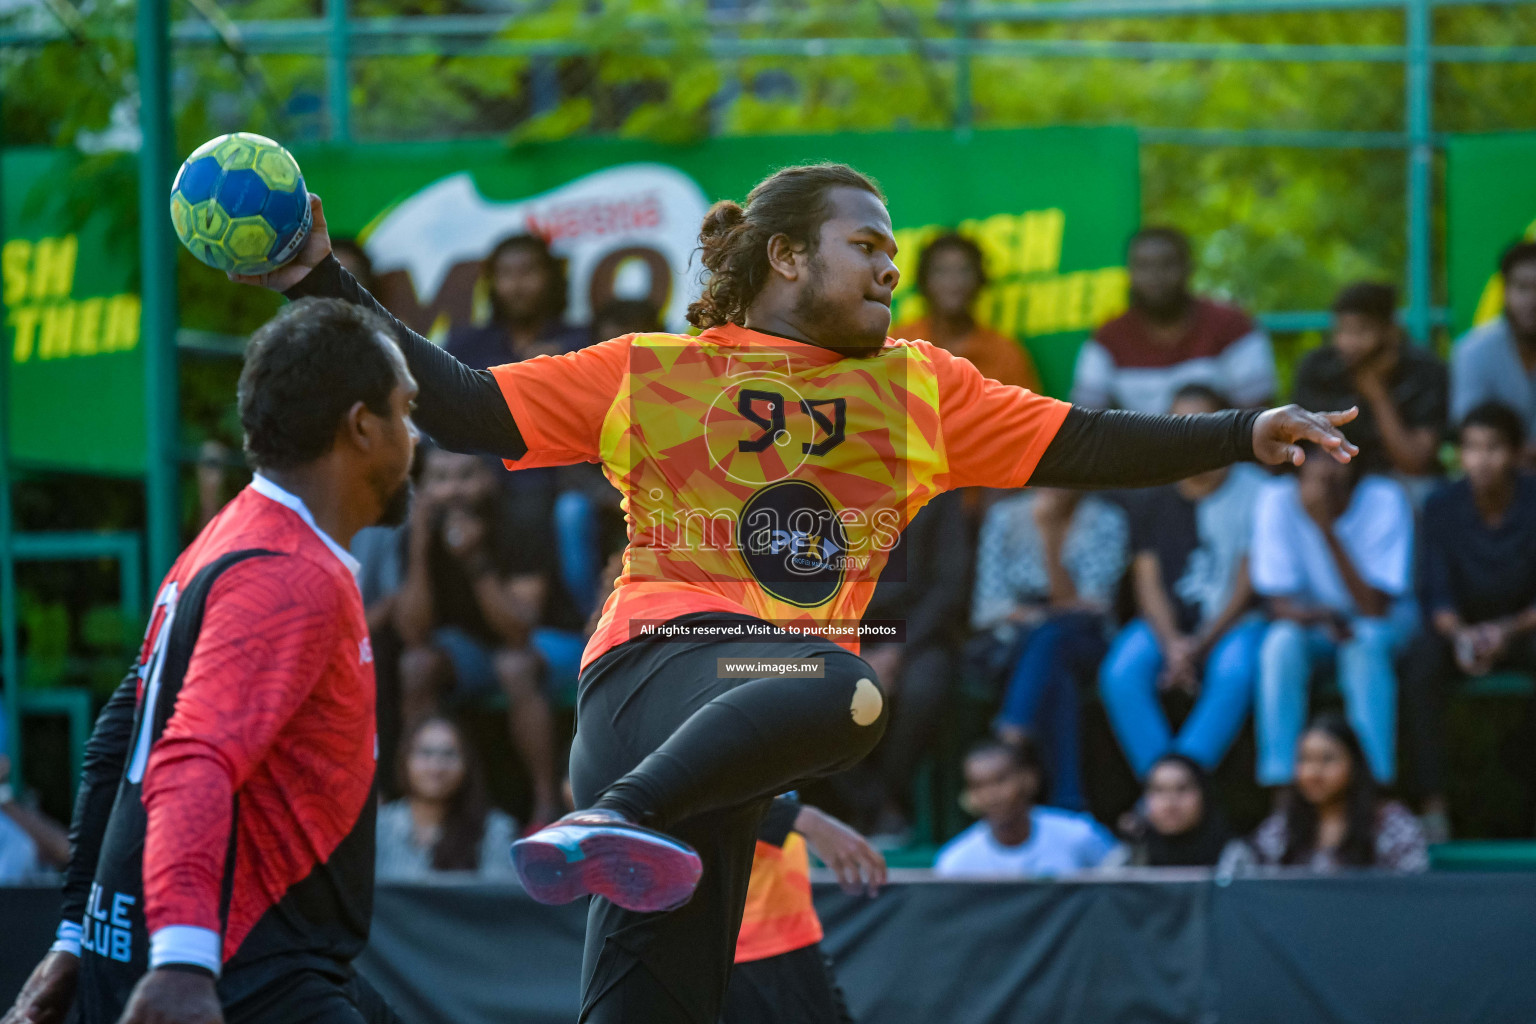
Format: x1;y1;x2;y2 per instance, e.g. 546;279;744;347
2;298;419;1024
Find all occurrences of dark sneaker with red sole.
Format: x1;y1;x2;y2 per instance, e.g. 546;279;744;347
510;810;703;913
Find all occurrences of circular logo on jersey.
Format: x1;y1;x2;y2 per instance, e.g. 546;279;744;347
703;376;814;486
738;480;849;608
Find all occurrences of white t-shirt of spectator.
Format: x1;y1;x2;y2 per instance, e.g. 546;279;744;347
0;810;45;883
1248;474;1413;615
934;807;1119;879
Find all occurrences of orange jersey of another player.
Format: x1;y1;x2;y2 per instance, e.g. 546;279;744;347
734;832;822;964
490;322;1069;669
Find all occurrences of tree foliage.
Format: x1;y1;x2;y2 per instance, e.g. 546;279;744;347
6;0;1536;318
4;0;1536;493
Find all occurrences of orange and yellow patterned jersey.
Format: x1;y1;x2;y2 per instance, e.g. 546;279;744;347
734;833;822;964
490;322;1068;669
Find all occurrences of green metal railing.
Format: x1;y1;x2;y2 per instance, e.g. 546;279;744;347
1;0;1533;796
1;532;143;792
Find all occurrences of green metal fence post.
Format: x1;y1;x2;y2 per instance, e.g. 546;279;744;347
954;0;974;135
138;0;180;585
1406;0;1433;345
0;84;23;794
327;0;351;143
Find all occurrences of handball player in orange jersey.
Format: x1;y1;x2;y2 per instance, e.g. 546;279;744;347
237;163;1356;1024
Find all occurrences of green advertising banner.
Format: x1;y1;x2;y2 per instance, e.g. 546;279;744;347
4;149;145;476
297;127;1139;397
1447;133;1536;337
1;128;1136;477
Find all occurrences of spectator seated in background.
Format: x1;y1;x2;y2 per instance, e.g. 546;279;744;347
0;745;70;884
1237;713;1428;873
374;712;519;884
1100;385;1266;779
1400;402;1536;839
1072;226;1277;414
445;233;588;370
891;232;1042;391
1251;444;1414;789
1452;242;1536;464
593;297;663;342
394;445;584;828
376;715;518;880
934;739;1117;878
1105;754;1236;868
971;487;1129;811
823;491;972;842
1293;281;1448;495
441;235;588;645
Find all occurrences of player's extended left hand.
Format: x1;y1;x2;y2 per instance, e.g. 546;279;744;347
114;968;223;1024
795;806;888;897
1252;405;1360;467
227;193;332;294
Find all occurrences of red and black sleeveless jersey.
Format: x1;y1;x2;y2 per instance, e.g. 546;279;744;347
68;479;377;1018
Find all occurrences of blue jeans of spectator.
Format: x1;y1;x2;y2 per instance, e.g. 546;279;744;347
1099;616;1264;779
554;489;602;618
433;625;586;704
994;611;1106;810
533;626;587;706
1255;613;1412;786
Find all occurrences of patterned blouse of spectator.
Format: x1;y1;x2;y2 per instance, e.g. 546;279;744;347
1229;714;1428;874
971;490;1129;633
1071;228;1276;414
1242;802;1428;874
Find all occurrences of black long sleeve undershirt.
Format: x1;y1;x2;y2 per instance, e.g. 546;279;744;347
283;257;1260;486
60;669;139;925
758;796;804;847
1031;405;1262;489
284;255;526;461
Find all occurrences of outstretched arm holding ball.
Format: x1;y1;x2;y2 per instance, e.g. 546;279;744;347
233;195;1358;488
232;194;528;462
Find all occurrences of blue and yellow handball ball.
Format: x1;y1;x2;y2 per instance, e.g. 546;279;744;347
170;133;312;276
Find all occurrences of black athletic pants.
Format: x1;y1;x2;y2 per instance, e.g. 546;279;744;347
222;970;401;1024
1399;627;1536;800
723;945;855;1024
567;613;887;1024
73;968;400;1024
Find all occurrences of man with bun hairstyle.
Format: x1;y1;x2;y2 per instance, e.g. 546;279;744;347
234;164;1358;1024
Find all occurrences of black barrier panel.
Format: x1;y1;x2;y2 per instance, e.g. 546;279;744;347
817;879;1209;1024
0;885;59;1005
1210;874;1536;1024
6;875;1536;1023
362;882;587;1024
